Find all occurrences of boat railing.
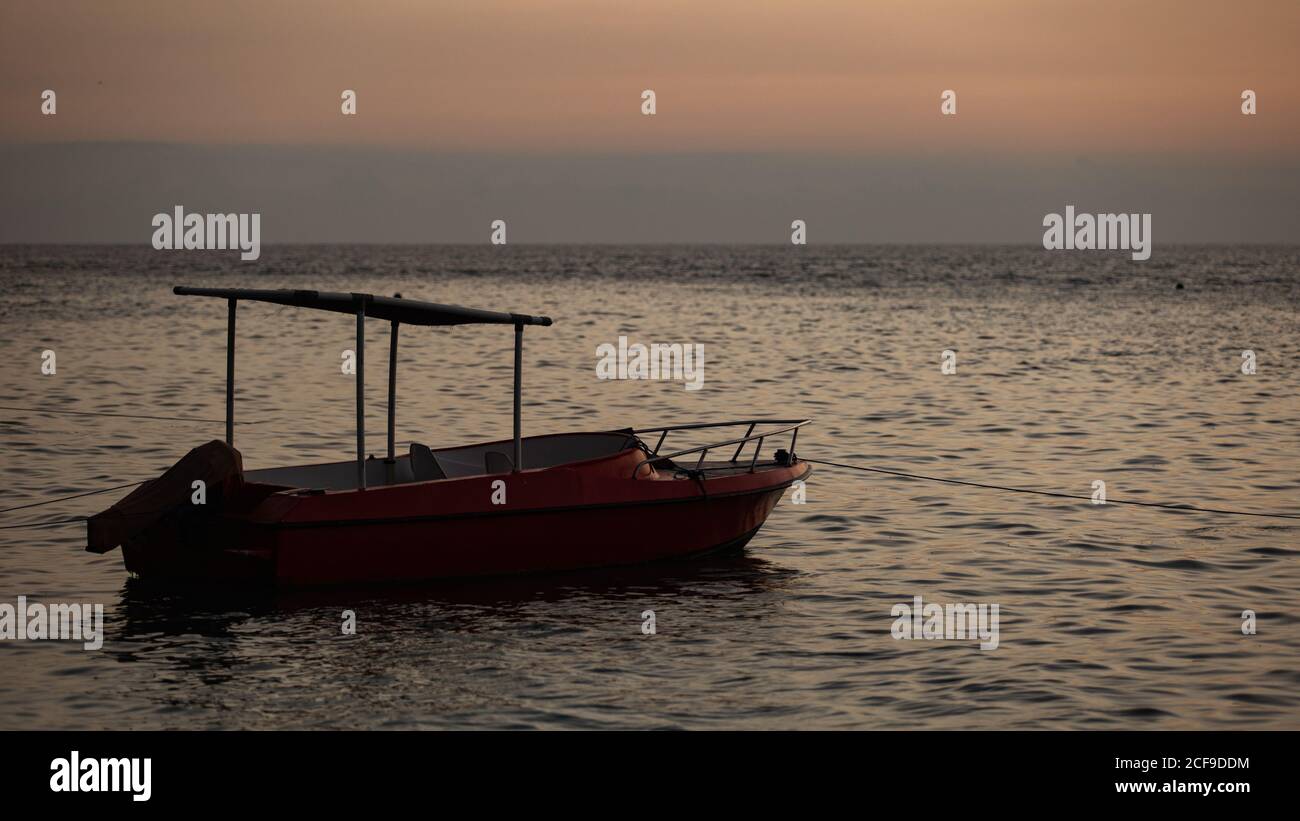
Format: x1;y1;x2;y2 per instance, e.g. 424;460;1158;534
628;418;810;479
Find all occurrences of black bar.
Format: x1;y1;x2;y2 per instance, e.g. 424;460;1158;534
729;422;756;462
387;320;399;461
225;298;236;446
356;298;366;490
513;322;523;471
3;730;1285;808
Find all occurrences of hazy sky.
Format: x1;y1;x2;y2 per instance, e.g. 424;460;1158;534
2;1;1297;242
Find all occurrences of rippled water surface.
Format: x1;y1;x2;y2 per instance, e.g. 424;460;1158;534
0;245;1297;729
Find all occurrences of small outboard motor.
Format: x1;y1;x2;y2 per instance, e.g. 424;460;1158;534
86;440;243;554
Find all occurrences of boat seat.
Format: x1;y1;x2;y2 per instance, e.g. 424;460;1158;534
409;443;447;481
484;450;514;474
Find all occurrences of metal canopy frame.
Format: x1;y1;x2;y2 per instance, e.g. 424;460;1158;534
175;286;553;488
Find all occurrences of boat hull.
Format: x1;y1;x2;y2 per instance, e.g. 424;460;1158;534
272;484;789;586
120;458;809;587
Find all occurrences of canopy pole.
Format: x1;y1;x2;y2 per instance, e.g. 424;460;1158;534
512;322;523;472
356;298;366;490
225;298;236;446
387;318;399;461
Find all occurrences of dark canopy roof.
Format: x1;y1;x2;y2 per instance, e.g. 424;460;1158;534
174;286;553;327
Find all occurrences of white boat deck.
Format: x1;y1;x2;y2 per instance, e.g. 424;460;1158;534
243;431;636;491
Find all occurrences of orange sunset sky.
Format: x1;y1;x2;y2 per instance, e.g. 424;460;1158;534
1;1;1296;242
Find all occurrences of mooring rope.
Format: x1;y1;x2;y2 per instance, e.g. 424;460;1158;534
0;457;1295;533
801;458;1300;521
0;481;146;514
0;516;88;531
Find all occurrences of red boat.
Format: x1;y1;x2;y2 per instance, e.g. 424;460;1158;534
87;287;810;586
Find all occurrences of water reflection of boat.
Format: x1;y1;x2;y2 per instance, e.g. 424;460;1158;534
88;287;810;586
112;553;795;639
